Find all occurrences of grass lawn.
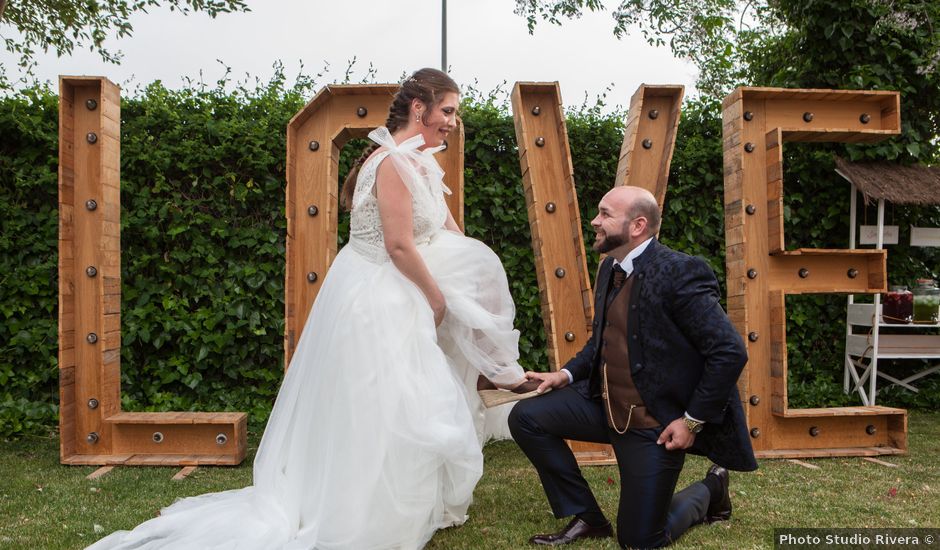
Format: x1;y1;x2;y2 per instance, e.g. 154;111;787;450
2;411;938;549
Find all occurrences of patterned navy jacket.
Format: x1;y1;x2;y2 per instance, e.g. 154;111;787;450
564;238;758;472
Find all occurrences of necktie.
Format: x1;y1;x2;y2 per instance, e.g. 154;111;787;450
612;263;627;289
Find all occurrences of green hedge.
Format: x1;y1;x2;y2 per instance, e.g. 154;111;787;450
2;77;938;438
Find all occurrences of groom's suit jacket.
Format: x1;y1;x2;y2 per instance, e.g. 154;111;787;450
564;238;758;472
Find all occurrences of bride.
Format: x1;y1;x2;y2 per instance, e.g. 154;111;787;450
87;68;543;550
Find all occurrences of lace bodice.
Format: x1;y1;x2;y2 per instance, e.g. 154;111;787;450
349;141;450;263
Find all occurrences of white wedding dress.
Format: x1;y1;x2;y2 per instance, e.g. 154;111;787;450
87;128;527;550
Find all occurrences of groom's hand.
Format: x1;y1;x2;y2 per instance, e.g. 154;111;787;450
524;370;569;393
657;418;696;450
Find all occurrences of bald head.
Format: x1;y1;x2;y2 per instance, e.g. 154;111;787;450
604;186;662;236
590;185;663;256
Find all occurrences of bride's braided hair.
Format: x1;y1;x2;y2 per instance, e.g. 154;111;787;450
340;68;459;211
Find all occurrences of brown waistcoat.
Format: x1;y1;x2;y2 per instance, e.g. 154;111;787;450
601;275;660;432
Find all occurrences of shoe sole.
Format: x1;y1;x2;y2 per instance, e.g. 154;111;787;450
704;511;731;524
478;388;551;408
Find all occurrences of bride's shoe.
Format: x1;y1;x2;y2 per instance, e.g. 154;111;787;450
476;375;550;408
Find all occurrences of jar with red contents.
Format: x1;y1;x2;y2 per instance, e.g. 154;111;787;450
882;285;913;324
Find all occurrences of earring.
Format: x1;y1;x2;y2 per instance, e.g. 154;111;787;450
415;113;421;123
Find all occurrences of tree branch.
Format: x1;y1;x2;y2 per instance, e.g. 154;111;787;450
0;0;7;22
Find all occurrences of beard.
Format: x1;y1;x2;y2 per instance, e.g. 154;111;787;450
593;230;627;253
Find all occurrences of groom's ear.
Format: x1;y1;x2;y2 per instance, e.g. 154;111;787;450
632;216;649;238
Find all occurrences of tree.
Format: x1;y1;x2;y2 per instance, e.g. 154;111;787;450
514;0;746;97
514;0;939;163
0;0;248;74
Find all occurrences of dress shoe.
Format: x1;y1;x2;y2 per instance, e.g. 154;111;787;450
477;375;550;408
529;517;613;546
704;464;732;523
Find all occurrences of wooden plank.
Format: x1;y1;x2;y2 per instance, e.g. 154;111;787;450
781;406;906;417
787;459;820;470
73;81;106;456
862;456;899;468
769;290;787;414
765;128;784;254
615;86;684;210
110;422;245;458
755;446;905;459
85;466;115;480
172;466;198;480
106;411;248;424
767;250;886;294
872;334;940;357
511;83;592;372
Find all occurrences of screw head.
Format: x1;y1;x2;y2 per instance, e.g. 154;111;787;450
799;268;810;278
87;398;99;409
545;202;557;213
86;332;98;344
866;424;877;435
743;111;754;121
809;426;820;437
85;99;98;110
554;267;566;278
86;132;98;144
642;138;653;149
847;268;858;279
744;142;755;153
86;266;98;277
356;106;367;117
745;204;756;215
307;205;318;217
803;112;814;122
308;140;320;151
859;113;871;124
152;432;164;443
747;268;758;279
531;106;541;116
535;137;545;147
85;199;98;211
86;432;99;444
564;332;575;342
307;272;318;283
748;331;759;342
749;395;760;406
750;427;761;438
216;433;228;445
648;109;659;120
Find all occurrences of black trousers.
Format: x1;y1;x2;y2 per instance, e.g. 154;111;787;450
508;386;710;549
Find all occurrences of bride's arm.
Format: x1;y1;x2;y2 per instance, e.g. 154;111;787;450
444;210;462;233
376;160;447;326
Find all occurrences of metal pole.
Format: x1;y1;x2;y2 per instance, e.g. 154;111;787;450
441;0;447;71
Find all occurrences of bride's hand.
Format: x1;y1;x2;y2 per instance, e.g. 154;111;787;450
432;298;447;327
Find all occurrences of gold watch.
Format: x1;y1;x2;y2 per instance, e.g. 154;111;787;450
683;416;704;434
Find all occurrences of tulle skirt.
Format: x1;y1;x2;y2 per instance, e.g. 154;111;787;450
87;229;525;550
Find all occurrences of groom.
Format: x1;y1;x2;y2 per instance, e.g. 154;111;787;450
509;186;757;548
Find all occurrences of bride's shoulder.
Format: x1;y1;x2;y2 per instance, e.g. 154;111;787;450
363;147;391;168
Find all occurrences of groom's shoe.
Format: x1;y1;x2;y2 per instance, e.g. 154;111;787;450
528;517;613;546
477;375;550;408
704;464;732;523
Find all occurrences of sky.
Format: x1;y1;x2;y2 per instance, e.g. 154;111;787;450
1;0;699;111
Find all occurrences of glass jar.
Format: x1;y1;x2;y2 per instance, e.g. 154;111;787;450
912;279;940;323
883;285;913;324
